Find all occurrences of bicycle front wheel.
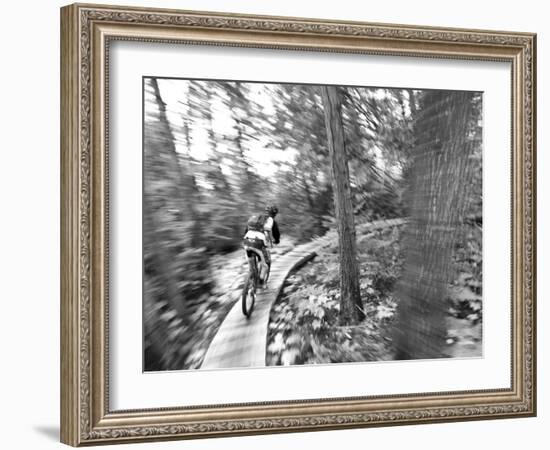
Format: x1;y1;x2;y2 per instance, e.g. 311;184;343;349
242;273;256;317
242;258;257;317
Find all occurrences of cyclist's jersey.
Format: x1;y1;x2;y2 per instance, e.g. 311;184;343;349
244;217;273;244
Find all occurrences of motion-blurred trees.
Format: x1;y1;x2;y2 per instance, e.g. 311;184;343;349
144;78;213;369
267;84;333;240
342;88;411;220
392;90;478;359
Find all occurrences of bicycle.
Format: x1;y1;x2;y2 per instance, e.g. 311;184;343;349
241;238;271;318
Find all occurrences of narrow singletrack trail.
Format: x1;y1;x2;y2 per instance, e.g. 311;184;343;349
200;218;406;369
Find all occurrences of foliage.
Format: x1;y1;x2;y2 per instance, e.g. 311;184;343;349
267;226;403;365
266;219;483;366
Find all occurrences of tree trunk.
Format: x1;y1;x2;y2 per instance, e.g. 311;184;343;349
150;79;195;211
321;85;365;325
180;102;200;197
393;90;475;360
407;89;417;117
203;88;232;193
150;78;200;247
145;78;197;317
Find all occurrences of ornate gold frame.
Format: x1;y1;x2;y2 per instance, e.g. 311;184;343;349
60;3;536;446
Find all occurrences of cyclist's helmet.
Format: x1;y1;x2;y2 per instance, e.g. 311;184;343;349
265;205;279;217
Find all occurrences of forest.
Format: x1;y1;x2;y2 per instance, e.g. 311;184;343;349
143;77;482;371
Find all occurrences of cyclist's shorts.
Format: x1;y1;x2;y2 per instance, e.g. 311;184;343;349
243;237;265;258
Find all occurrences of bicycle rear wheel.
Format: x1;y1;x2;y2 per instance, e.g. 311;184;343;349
263;263;271;286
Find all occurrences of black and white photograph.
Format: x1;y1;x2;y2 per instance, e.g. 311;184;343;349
143;77;483;372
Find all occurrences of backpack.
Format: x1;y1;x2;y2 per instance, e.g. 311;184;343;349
247;214;267;232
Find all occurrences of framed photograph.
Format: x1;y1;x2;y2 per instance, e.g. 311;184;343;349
60;3;536;446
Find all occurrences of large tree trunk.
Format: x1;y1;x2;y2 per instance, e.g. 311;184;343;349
149;78;200;247
203;86;232;194
180;98;200;198
321;85;365;325
145;80;185;317
393;90;475;360
145;78;205;319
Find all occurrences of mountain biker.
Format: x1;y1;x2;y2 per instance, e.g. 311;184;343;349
243;206;280;280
